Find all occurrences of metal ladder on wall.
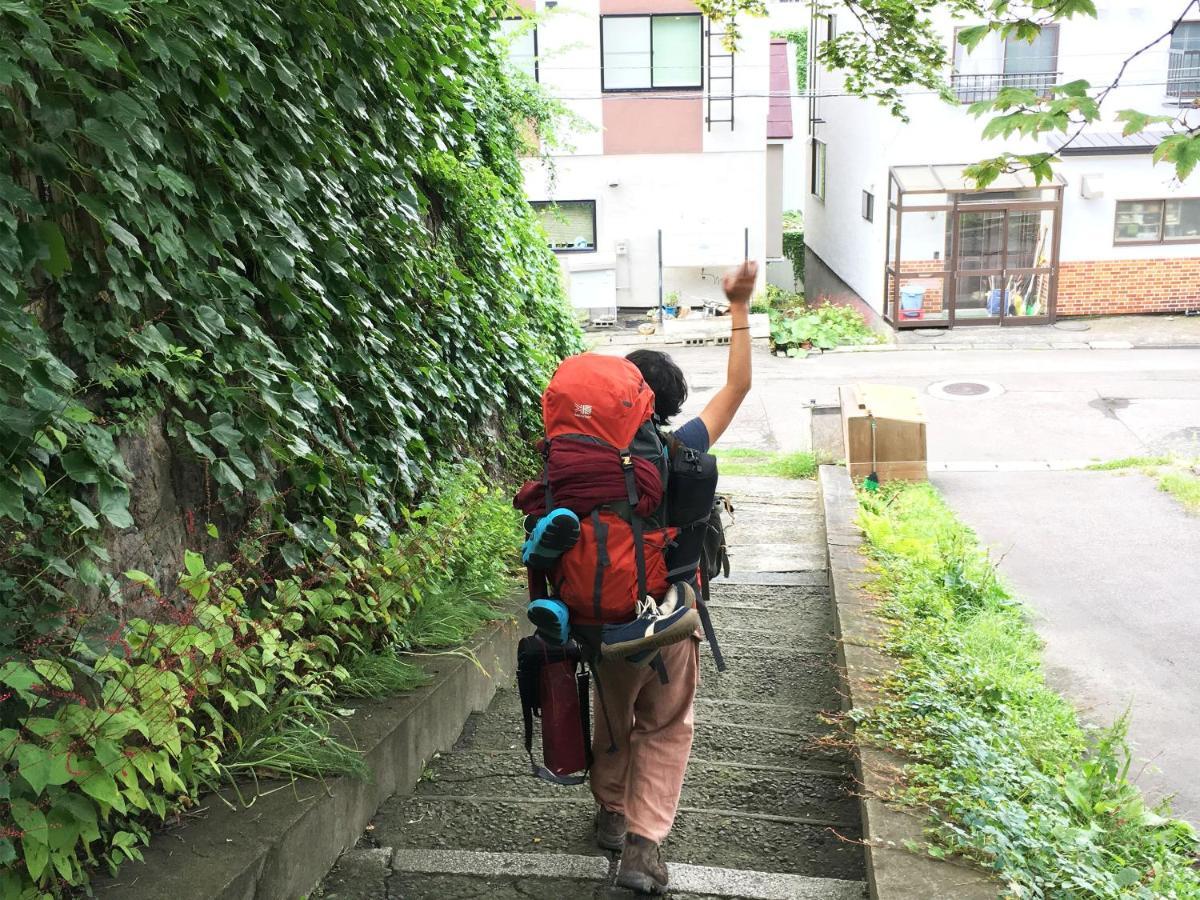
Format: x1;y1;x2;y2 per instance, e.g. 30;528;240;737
706;20;735;131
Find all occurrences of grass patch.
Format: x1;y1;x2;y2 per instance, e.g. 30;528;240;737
222;693;368;782
856;483;1200;897
1087;455;1200;514
393;590;503;650
339;651;431;698
1158;470;1200;513
1086;455;1172;471
712;448;818;479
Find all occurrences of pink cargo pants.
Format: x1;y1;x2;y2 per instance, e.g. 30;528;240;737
589;637;700;843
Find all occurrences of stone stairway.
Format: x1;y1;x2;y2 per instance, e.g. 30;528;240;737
317;476;867;899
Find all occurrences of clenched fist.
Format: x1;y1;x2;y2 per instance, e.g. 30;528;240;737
722;261;758;307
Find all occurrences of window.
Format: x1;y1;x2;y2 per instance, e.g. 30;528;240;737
825;15;837;43
1114;198;1200;244
601;14;702;91
1168;22;1200;99
952;25;1059;103
532;200;596;252
810;139;826;201
862;190;875;222
500;18;538;81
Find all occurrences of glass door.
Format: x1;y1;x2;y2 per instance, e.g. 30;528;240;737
949;204;1056;325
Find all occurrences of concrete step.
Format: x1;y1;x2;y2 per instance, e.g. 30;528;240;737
411;753;859;824
321;847;868;900
368;798;865;880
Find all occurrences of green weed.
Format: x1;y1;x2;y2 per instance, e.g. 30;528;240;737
856;482;1200;897
1158;471;1200;513
222;694;368;782
1086;456;1172;471
339;652;431;699
713;449;819;479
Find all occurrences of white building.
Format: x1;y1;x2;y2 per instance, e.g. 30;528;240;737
503;0;787;314
804;2;1200;329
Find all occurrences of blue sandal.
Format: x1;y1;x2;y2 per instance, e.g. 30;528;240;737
522;508;581;570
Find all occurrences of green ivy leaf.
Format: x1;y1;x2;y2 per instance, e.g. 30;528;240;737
61;450;101;484
31;660;72;689
209;412;242;448
70;498;100;529
73;35;121;70
0;478;23;521
0;837;15;866
98;480;133;529
36;221;71;276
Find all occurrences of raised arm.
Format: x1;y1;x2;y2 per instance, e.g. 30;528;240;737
698;261;757;447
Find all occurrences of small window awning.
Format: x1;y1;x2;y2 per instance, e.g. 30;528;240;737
891;164;1066;194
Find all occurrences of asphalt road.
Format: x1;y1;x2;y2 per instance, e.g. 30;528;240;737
619;342;1200;825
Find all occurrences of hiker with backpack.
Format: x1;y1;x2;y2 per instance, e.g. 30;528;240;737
515;261;758;895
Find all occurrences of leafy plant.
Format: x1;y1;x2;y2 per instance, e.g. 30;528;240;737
855;483;1200;897
769;298;881;354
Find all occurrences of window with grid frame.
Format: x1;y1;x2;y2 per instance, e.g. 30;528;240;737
1168;21;1200;99
1114;198;1200;245
811;139;826;201
862;190;874;222
600;14;702;91
531;200;597;252
500;18;538;81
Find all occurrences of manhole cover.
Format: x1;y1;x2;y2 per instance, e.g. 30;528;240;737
943;382;990;396
1053;320;1091;332
928;379;1005;401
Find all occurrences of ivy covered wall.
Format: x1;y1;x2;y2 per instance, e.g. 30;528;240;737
0;0;578;637
0;0;580;891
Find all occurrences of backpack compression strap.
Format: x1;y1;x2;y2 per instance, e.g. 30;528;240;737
698;549;727;673
620;450;648;601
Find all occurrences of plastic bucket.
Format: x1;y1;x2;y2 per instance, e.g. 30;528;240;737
899;286;926;318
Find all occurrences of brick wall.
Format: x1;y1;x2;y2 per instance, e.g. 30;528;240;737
887;261;946;318
1058;258;1200;316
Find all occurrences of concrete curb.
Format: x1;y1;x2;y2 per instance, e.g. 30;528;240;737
94;604;522;900
818;467;998;900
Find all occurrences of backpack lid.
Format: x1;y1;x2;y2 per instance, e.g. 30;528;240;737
543;354;656;450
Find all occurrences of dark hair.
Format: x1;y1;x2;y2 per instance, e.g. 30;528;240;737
626;349;688;422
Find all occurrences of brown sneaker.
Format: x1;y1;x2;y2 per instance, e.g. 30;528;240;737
595;806;626;851
616;832;668;895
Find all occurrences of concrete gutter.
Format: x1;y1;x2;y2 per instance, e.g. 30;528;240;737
94;603;522;900
818;466;998;900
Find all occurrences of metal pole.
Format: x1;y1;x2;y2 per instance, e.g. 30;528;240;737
657;229;664;324
744;226;749;262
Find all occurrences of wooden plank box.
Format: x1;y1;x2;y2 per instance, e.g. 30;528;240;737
839;384;928;483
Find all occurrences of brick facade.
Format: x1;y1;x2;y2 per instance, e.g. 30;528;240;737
1057;258;1200;317
888;261;946;319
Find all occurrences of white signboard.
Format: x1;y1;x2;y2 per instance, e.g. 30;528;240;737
659;230;747;268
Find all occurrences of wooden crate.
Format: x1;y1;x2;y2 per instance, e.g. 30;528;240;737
839;384;927;482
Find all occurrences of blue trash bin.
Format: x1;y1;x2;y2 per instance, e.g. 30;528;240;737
900;286;926;318
987;289;1010;316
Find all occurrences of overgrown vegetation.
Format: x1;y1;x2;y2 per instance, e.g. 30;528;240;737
770;28;808;93
712;448;819;479
781;210;805;288
765;286;881;356
857;483;1200;898
1087;456;1200;514
1;0;576;892
1;464;521;895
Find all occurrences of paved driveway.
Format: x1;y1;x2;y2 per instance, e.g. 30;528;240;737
936;469;1200;825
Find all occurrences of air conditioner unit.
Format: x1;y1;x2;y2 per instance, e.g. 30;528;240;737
1081;174;1105;199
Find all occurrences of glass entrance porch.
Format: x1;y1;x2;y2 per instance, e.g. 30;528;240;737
884;165;1065;328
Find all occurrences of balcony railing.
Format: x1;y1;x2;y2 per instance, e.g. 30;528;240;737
1167;47;1200;100
951;70;1059;104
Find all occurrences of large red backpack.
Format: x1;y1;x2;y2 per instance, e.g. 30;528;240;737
533;354;676;625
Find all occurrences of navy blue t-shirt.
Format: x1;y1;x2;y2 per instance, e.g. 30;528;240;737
672;417;710;453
